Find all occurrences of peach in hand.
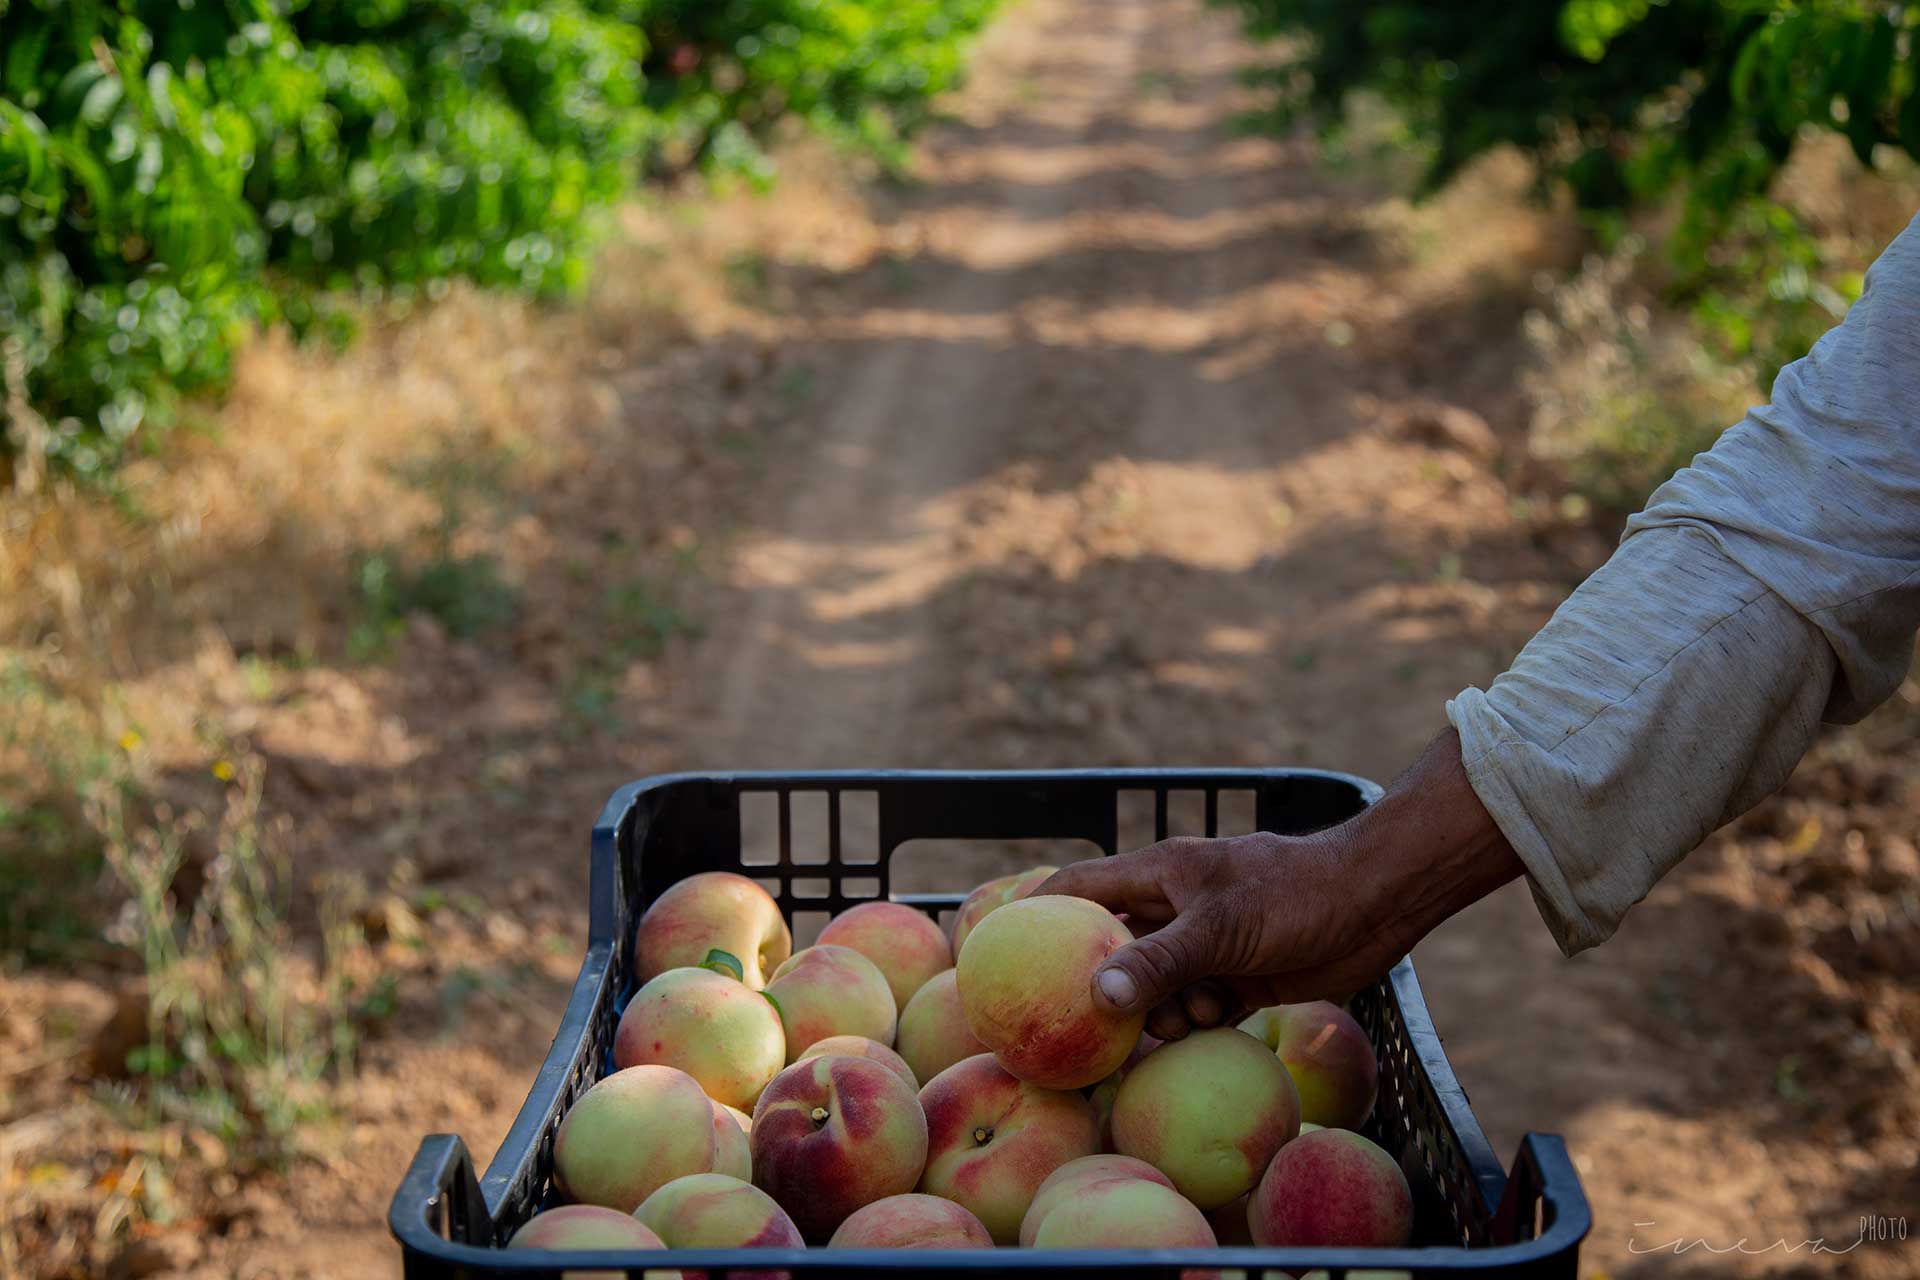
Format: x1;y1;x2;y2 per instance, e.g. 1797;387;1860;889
1111;1026;1299;1210
917;1052;1098;1244
817;902;952;1014
826;1194;994;1249
1248;1128;1413;1248
949;865;1055;960
956;894;1144;1090
1240;1001;1377;1130
894;969;985;1087
552;1065;717;1212
798;1035;918;1089
1018;1154;1173;1247
750;1053;929;1243
613;962;786;1110
634;1172;804;1249
636;872;791;989
763;945;896;1061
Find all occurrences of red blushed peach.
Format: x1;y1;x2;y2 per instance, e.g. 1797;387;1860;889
916;1052;1099;1245
613;966;786;1110
712;1101;752;1181
763;945;896;1062
634;1172;804;1249
817;903;952;1014
636;872;791;989
798;1035;917;1089
956;895;1144;1090
894;970;985;1087
1248;1128;1413;1248
1018;1154;1173;1247
553;1065;717;1212
1029;1175;1217;1249
949;865;1056;961
1088;1033;1160;1151
1239;1002;1378;1130
1111;1027;1299;1210
826;1194;994;1249
749;1054;929;1243
507;1204;668;1250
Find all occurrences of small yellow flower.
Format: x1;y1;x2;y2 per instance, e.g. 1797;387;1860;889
211;759;237;782
117;730;142;751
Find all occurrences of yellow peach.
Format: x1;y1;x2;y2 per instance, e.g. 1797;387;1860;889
949;865;1055;960
635;872;791;989
797;1035;917;1090
1111;1027;1299;1210
826;1193;994;1248
916;1052;1098;1244
613;965;785;1110
817;903;952;1013
956;895;1144;1090
894;970;985;1087
763;945;896;1062
552;1065;717;1212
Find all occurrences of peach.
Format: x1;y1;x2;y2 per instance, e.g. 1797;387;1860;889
798;1035;917;1089
613;965;786;1110
916;1052;1099;1244
506;1204;668;1250
1111;1027;1299;1210
553;1065;717;1212
949;865;1055;960
894;970;985;1087
634;1172;804;1249
817;903;951;1013
712;1101;752;1181
956;894;1144;1090
1239;1002;1378;1130
826;1193;994;1249
1248;1128;1412;1248
1088;1033;1160;1151
1030;1175;1216;1249
762;945;896;1062
1018;1154;1173;1247
749;1054;929;1243
636;872;791;989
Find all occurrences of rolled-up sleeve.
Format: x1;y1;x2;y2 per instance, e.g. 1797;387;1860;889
1449;210;1920;955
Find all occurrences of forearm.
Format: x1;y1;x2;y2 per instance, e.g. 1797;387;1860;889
1336;729;1524;960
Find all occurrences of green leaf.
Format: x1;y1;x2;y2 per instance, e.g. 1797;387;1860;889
701;948;745;982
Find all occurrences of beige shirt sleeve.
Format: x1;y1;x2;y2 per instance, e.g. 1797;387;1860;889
1448;210;1920;955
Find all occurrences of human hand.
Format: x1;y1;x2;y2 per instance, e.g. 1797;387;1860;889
1035;730;1525;1040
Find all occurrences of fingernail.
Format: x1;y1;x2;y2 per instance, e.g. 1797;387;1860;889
1096;966;1137;1009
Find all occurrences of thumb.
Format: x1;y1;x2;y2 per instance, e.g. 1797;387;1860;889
1091;913;1214;1016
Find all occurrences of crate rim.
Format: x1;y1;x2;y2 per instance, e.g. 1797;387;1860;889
392;767;1592;1275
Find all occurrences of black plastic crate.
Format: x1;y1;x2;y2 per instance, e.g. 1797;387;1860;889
390;769;1590;1278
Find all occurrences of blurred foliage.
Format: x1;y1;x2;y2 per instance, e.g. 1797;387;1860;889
1218;0;1906;388
0;0;1000;480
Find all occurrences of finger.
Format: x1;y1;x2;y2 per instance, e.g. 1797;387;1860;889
1146;997;1195;1042
1178;980;1234;1029
1036;852;1173;917
1089;911;1213;1017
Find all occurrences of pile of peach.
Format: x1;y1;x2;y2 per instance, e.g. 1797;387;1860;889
504;867;1414;1266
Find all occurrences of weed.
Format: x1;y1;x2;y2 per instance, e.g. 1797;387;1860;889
0;656;120;962
93;759;374;1170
